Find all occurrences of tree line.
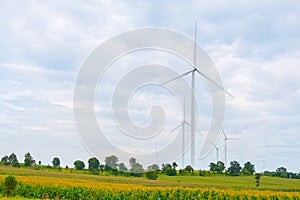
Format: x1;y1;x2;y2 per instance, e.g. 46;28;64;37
1;152;299;180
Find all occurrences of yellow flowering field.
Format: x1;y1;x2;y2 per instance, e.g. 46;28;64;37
1;174;299;199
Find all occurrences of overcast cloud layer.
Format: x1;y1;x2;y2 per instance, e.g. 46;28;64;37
0;0;299;172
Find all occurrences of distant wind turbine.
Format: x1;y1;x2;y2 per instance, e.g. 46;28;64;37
213;144;220;162
169;99;189;168
194;129;221;162
221;128;239;166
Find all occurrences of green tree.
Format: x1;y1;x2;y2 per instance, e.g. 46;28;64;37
129;157;143;177
1;155;9;165
74;160;85;170
105;155;118;171
227;161;242;176
242;161;255;175
166;168;176;176
146;170;158;180
209;162;217;171
52;157;60;167
119;163;128;171
172;162;178;169
8;153;19;167
3;175;17;196
217;161;225;173
88;157;100;172
276;167;288;178
185;165;194;173
99;164;105;173
162;163;176;176
147;164;160;172
129;157;137;170
209;161;225;173
162;163;172;173
24;152;35;167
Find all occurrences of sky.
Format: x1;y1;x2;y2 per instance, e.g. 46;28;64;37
0;0;300;172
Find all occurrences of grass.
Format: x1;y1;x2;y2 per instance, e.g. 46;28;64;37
1;165;300;192
0;196;38;200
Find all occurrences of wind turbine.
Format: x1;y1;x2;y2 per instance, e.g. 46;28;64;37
169;99;190;168
193;129;221;162
162;22;232;167
221;128;239;166
213;144;220;162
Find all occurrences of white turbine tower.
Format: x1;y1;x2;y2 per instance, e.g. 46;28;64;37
169;99;189;168
221;128;239;166
213;144;220;162
163;22;232;167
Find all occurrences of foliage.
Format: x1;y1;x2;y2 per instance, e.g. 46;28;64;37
8;153;20;167
52;157;60;167
3;175;17;196
162;163;176;176
242;161;255;175
179;169;186;175
209;161;225;173
88;157;100;172
276;167;288;178
148;164;160;172
227;161;242;176
118;163;128;172
99;164;105;173
172;162;178;169
255;173;261;187
145;170;158;180
162;163;172;172
0;156;9;165
0;180;299;200
73;160;85;170
105;155;118;171
166;168;177;176
24;152;35;167
185;165;194;173
129;157;143;177
199;170;211;176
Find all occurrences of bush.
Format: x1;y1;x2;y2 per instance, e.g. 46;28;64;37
199;170;211;176
255;173;261;187
146;170;158;180
166;168;177;176
3;175;17;196
91;169;100;175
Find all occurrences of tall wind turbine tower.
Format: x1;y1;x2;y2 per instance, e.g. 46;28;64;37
162;22;232;167
190;21;197;166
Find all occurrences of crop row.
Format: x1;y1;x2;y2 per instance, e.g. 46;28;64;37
0;182;300;200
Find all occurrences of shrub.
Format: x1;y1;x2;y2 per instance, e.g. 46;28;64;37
255;173;261;187
3;175;17;196
166;168;177;176
146;170;158;180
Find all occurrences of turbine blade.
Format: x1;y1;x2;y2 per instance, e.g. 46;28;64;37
161;69;194;85
183;121;191;127
194;128;204;136
169;124;182;134
227;137;239;140
221;128;228;139
195;69;233;97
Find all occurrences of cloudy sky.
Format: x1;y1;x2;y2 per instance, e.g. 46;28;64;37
0;0;300;172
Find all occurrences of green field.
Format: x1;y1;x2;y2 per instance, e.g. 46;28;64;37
0;165;300;199
1;165;300;190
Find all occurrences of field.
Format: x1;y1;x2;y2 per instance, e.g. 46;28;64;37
0;165;300;199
